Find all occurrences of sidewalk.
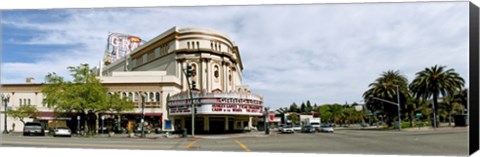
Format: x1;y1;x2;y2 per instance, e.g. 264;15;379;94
333;125;468;132
92;131;273;140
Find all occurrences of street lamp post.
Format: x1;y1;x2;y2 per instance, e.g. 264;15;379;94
77;116;81;135
2;93;10;134
101;115;105;134
264;107;269;135
140;92;146;138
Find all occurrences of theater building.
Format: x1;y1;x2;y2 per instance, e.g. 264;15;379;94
1;27;264;134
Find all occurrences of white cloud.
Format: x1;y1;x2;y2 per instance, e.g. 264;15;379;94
1;2;469;108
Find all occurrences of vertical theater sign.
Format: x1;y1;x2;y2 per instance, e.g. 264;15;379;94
103;33;145;65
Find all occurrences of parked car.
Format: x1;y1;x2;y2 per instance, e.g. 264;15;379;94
280;125;295;134
293;125;302;132
301;125;316;133
23;122;45;136
53;126;72;137
319;125;334;133
361;123;370;127
310;122;321;130
278;124;286;131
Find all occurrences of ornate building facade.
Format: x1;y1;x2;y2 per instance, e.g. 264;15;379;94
1;27;264;134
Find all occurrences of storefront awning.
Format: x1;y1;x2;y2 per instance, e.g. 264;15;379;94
37;112;72;120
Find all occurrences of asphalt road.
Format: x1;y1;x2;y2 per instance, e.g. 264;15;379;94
0;128;469;156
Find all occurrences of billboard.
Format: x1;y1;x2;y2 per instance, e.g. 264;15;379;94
103;33;145;65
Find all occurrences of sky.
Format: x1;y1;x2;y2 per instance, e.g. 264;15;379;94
1;2;470;109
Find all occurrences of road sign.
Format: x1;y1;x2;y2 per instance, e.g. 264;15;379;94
415;113;422;117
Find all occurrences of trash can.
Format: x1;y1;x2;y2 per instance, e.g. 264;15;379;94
454;115;468;127
182;128;187;138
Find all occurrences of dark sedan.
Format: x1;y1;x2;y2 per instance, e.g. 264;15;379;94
301;125;316;133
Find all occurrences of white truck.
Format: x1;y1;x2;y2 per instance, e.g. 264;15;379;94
300;115;321;131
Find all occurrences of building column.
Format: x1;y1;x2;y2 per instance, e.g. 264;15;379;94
182;61;188;91
177;61;182;86
181;117;185;129
206;59;211;92
248;116;253;128
204;116;209;132
222;63;227;92
225;117;229;131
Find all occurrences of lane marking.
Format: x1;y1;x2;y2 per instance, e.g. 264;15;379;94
185;139;199;149
234;140;251;152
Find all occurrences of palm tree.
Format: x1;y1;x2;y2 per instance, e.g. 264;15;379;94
440;92;466;126
363;70;409;126
409;65;465;128
328;104;345;125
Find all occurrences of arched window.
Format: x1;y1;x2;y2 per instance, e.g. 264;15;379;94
19;99;22;106
214;65;219;78
187;42;190;49
156;92;160;102
134;92;139;102
196;41;200;49
150;92;155;102
28;99;31;105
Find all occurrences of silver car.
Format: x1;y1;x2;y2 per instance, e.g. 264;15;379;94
320;125;334;133
53;126;72;137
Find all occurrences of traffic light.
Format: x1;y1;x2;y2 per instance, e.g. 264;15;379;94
186;65;193;77
191;81;197;89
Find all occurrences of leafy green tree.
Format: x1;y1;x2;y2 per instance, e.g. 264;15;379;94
42;63;132;135
319;104;345;125
6;105;39;125
319;105;332;123
409;65;464;128
289;102;300;113
288;113;300;125
440;92;466;126
363;70;409;126
300;102;306;113
306;100;313;112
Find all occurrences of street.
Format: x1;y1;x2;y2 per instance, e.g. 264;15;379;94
0;128;469;156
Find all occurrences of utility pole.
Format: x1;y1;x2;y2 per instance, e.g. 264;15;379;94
183;65;196;137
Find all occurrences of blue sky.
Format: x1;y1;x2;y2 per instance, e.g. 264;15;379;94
1;2;470;109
